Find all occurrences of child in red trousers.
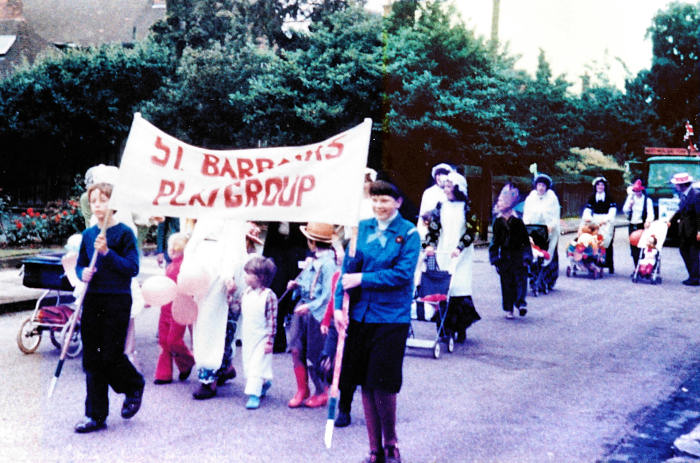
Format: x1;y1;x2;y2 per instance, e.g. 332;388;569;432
154;232;195;384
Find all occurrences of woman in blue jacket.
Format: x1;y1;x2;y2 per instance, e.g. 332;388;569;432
334;180;421;463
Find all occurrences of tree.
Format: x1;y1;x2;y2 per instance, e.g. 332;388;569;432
645;1;700;141
0;42;173;201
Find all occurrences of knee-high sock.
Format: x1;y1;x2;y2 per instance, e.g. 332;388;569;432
362;387;383;452
374;389;398;447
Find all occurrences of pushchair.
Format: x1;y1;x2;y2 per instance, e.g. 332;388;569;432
407;255;454;359
565;222;606;279
631;220;668;285
16;253;82;357
526;224;555;295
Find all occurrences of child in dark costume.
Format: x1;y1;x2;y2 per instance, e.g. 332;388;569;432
489;184;533;319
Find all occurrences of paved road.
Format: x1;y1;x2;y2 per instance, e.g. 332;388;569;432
1;231;699;463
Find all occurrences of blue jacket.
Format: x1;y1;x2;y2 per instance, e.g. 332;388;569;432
335;213;421;324
77;223;139;294
292;249;337;322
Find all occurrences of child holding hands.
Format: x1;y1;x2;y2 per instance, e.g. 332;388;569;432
240;256;278;409
153;232;195;384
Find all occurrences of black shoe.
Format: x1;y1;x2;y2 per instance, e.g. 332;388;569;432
153;379;172;385
682;279;700;286
384;444;401;463
178;368;192;381
335;410;351;427
74;416;106;434
361;450;385;463
121;383;144;419
455;331;466;344
519;308;527;317
216;366;236;386
193;382;217;400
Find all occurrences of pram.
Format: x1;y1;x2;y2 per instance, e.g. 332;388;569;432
526;224;557;295
631;220;668;284
16;253;82;357
565;222;607;279
407;255;454;359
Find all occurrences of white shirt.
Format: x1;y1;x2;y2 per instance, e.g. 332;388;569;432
622;193;655;224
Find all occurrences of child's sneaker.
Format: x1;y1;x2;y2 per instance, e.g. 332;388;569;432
261;381;272;398
246;395;261;409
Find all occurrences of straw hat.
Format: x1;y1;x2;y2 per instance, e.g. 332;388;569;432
299;222;335;243
670;172;694;184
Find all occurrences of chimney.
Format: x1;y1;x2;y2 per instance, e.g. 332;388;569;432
0;0;24;20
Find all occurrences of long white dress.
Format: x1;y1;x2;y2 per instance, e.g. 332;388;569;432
183;218;247;376
522;189;561;266
241;287;274;396
435;201;473;297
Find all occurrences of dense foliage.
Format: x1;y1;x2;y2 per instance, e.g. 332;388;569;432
0;0;698;209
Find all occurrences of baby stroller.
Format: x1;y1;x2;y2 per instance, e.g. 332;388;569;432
407;255;454;359
566;222;606;279
16;253;82;357
526;224;554;295
631;220;668;285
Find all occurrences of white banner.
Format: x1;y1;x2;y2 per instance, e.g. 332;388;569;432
111;114;371;224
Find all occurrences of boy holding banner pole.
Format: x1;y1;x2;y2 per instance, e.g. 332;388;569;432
74;182;144;433
333;180;421;463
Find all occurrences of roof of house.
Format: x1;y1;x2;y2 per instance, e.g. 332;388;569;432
0;19;51;78
22;0;165;46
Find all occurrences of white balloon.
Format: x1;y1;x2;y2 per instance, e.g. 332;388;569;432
177;261;212;298
141;275;177;307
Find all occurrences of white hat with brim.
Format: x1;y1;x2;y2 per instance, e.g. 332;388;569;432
671;172;694;184
431;163;454;179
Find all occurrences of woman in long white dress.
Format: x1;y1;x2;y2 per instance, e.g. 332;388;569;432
422;171;479;343
523;173;561;292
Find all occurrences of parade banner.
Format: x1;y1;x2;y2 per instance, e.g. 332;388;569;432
111;113;372;224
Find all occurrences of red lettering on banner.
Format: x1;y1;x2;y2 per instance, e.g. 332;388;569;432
170;181;187;206
256;158;274;173
237;158;254;179
173;146;184;170
262;177;282;206
245;179;263;206
188;189;218;207
278;177;298;206
304;150;313;161
324;136;345;159
297;175;315;206
152;180;175;205
278;158;290;166
202;154;220;176
152;137;170;167
220;158;237;179
224;183;243;207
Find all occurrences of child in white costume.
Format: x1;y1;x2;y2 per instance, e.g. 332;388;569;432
183;217;248;399
240;256;278;409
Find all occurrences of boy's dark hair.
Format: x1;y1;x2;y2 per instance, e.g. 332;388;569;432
312;240;333;249
244;256;277;288
369;180;401;199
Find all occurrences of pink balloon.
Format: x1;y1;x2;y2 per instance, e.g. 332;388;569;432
172;293;198;325
177;262;212;298
141;276;177;307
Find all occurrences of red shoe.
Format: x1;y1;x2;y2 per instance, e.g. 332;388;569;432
303;391;328;408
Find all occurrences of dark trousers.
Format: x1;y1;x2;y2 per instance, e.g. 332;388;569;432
679;240;700;282
498;265;527;312
81;293;144;420
628;223;644;267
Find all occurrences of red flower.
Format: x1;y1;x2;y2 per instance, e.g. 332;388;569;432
54;215;61;223
26;208;34;216
31;221;36;227
14;220;22;229
62;210;69;216
41;214;47;219
21;212;26;217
